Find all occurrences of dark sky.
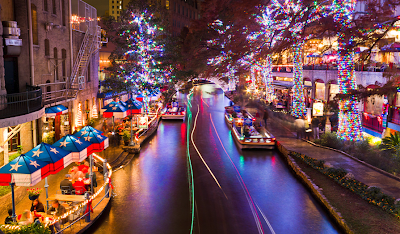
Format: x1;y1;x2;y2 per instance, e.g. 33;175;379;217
85;0;108;16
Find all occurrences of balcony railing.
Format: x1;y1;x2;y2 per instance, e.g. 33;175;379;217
272;64;397;73
362;113;384;133
0;88;43;120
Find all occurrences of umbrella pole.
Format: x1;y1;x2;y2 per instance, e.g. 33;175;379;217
129;113;135;146
45;177;49;210
10;183;16;222
90;154;94;194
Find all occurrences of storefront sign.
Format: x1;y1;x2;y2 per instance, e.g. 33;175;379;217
233;106;241;112
312;102;324;116
244;118;252;126
138;116;148;129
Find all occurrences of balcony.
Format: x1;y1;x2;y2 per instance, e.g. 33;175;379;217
0;87;44;128
362;113;384;133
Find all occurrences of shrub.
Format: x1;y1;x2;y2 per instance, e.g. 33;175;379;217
380;132;400;158
0;186;11;197
1;223;50;234
315;132;344;150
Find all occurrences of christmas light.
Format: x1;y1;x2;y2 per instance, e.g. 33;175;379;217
292;41;306;118
91;102;98;119
76;102;83;127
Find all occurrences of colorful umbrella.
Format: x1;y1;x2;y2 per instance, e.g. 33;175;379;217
53;135;93;162
24;143;72;175
381;42;400;52
79;132;109;152
125;98;143;115
74;126;104;138
0;155;51;186
102;102;127;118
45;105;68;117
136;94;144;102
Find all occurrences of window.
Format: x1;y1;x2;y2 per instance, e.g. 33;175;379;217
52;0;56;14
31;4;38;45
54;47;58;80
166;0;169;10
117;11;119;14
44;39;50;56
44;0;48;12
112;0;114;3
112;5;114;9
61;0;66;26
87;61;91;82
46;80;51;93
112;11;114;14
62;49;66;79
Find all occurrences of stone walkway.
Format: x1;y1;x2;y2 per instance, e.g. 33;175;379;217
266;115;400;199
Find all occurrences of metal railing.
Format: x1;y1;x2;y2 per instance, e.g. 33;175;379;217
0;88;43;119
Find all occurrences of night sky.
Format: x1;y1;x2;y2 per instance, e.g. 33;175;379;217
85;0;108;16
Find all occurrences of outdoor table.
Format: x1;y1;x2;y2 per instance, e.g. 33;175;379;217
47;194;85;202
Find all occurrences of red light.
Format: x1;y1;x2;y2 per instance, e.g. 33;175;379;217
272;138;276;141
252;118;256;121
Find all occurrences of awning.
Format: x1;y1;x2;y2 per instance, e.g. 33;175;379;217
45;105;68;117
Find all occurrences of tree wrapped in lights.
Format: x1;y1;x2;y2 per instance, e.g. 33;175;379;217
76;102;83;127
262;55;273;102
292;41;307;117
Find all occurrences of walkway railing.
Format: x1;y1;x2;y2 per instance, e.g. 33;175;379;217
0;88;42;119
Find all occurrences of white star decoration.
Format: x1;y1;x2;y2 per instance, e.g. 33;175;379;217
50;147;59;154
32;149;43;157
112;107;118;110
84;136;92;142
10;162;22;172
75;139;83;145
57;107;62;111
59;140;69;147
80;130;88;136
30;160;40;168
97;134;103;140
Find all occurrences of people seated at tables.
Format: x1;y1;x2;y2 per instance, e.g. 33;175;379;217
18;210;33;225
4;209;13;224
85;172;97;188
47;199;67;234
30;198;45;213
60;174;73;194
72;178;87;195
73;171;84;181
78;161;89;174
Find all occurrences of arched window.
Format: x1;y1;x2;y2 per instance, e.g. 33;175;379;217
31;4;38;45
62;49;66;79
44;0;48;12
54;48;58;80
52;0;56;15
44;39;50;56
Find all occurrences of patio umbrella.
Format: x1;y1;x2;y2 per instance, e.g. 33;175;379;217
45;105;68;117
53;135;93;162
103;102;127;119
307;52;321;57
381;42;400;52
24;143;73;175
136;94;144;102
74;125;104;138
80;131;109;152
125;98;143;115
0;155;51;222
0;155;50;186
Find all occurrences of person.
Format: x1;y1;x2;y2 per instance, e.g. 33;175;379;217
294;116;305;139
60;174;73;194
5;209;13;224
18;210;33;225
263;110;269;128
73;171;84;181
72;178;87;195
85;172;97;189
30;198;45;213
304;119;311;140
79;161;89;174
243;126;251;138
47;200;67;234
311;117;320;139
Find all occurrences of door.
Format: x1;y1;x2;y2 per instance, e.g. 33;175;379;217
4;58;19;94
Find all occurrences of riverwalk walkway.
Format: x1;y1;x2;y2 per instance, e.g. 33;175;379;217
266;114;400;199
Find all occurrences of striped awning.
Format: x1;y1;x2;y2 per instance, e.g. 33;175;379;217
45;105;68;117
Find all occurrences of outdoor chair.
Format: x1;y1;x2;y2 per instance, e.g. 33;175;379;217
60;186;72;195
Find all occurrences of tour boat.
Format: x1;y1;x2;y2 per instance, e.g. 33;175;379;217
161;102;186;120
225;106;275;149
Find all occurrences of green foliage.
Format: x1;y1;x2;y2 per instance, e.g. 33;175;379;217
8;152;20;162
380;132;400;157
290;151;399;218
42;132;55;145
0;185;11;197
122;130;131;142
314;132;344;149
1;223;51;234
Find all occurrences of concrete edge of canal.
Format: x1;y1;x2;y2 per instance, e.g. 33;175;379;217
276;141;353;234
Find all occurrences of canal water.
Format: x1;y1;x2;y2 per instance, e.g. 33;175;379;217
87;84;340;234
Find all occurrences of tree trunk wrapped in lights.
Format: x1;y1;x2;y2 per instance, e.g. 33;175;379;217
291;41;306;118
336;33;363;141
262;55;273;102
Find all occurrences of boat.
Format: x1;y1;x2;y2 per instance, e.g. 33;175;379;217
161;102;186;120
225;106;275;149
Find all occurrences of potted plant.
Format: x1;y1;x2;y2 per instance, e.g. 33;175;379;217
122;130;131;146
27;188;43;201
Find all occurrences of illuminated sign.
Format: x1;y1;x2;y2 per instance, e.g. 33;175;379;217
312;102;324;116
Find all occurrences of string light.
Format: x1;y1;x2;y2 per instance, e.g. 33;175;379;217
76;102;83;127
292;41;307;118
